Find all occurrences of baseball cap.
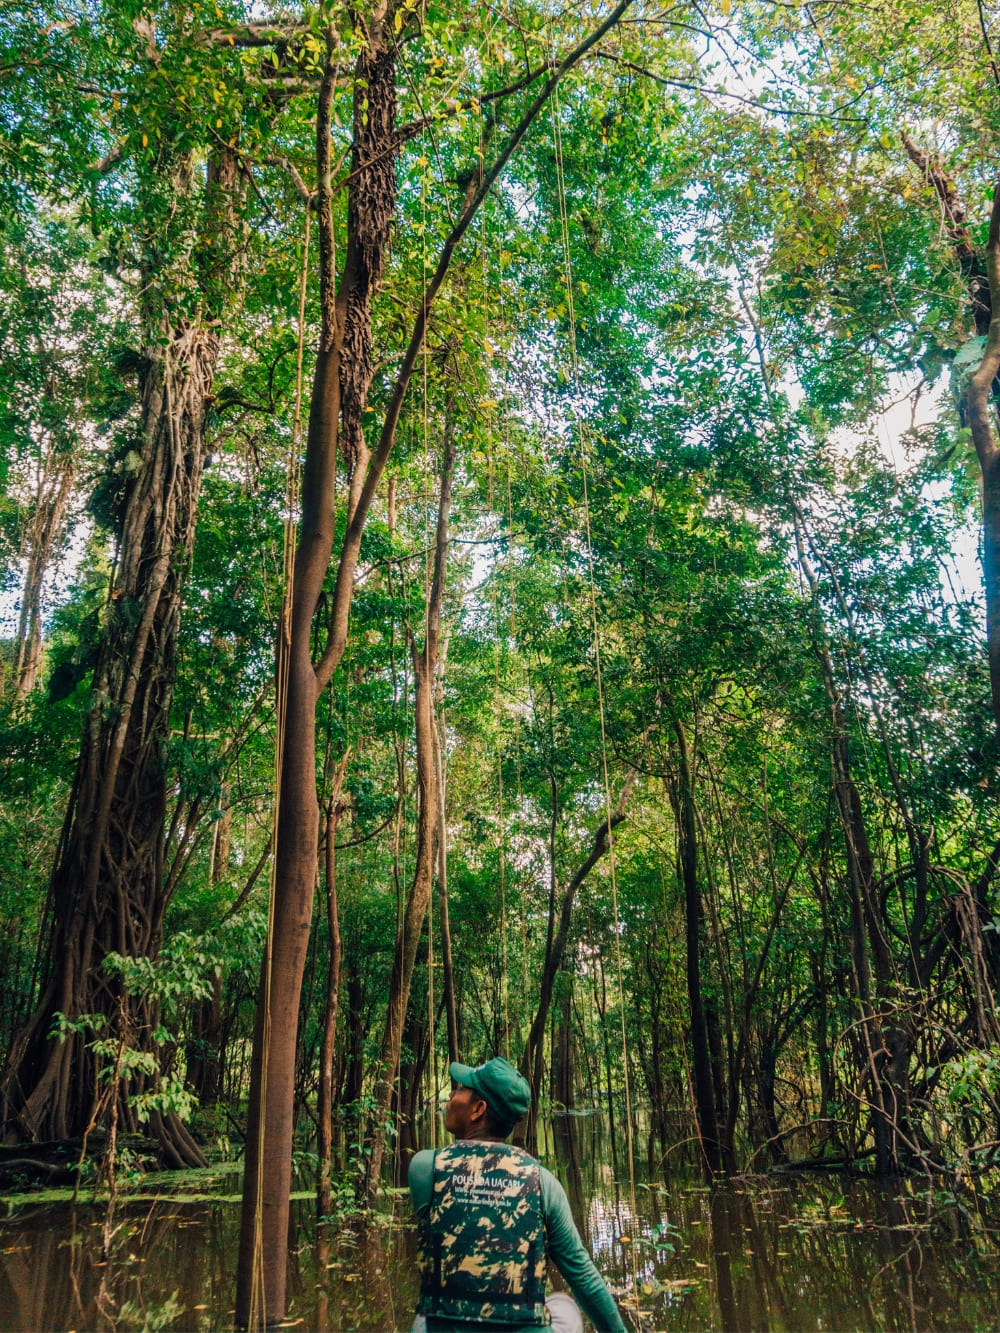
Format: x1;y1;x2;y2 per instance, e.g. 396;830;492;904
449;1056;532;1123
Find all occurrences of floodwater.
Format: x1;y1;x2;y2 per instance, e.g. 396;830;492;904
2;1115;999;1331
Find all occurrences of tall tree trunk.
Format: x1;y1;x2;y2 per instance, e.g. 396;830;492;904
550;972;574;1110
364;422;455;1200
188;797;234;1106
666;714;723;1178
317;752;350;1220
3;139;242;1159
434;713;459;1064
235;5;635;1318
13;446;76;698
394;1005;430;1162
341;967;365;1133
236;19;398;1320
593;958;619;1171
520;772;637;1110
902;139;1000;739
6;326;221;1160
793;519;901;1174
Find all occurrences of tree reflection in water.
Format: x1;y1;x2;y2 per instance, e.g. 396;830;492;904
1;1122;999;1331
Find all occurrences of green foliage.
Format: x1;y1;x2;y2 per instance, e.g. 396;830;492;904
2;0;1000;1203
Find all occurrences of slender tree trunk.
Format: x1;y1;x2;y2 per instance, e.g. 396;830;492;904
187;970;223;1108
594;959;619;1172
550;973;573;1110
317;752;350;1220
364;423;455;1200
341;967;365;1150
188;799;234;1106
13;447;76;698
434;713;459;1064
667;715;723;1178
520;772;637;1107
236;19;399;1318
793;520;901;1174
394;1005;430;1162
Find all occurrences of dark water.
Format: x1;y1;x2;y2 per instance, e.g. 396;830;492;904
2;1117;999;1331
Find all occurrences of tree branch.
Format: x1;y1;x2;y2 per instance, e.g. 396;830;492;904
395;62;549;141
315;0;636;691
965;180;1000;466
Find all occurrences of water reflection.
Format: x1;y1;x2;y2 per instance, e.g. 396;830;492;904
1;1117;999;1331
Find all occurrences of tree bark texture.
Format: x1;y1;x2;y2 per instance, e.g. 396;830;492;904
2;137;242;1160
235;15;398;1315
965;188;1000;740
902;140;1000;737
4;324;220;1164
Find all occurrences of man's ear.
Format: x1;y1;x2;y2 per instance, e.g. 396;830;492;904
471;1096;488;1123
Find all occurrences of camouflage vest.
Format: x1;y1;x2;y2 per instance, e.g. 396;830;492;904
417;1141;549;1325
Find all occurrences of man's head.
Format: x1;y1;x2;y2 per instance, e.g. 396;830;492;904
444;1057;532;1141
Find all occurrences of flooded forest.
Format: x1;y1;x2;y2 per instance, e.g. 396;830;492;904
3;1;1000;1329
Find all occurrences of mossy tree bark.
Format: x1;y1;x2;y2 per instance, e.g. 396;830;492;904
4;145;242;1165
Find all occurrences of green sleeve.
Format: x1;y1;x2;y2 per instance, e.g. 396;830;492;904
408;1148;436;1217
540;1167;628;1333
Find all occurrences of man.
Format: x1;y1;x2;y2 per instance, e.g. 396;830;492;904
409;1056;628;1333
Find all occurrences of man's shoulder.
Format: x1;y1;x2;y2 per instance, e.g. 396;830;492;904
409;1148;437;1212
538;1162;564;1190
537;1164;571;1215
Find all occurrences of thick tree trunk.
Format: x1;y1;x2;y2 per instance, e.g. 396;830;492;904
3;132;242;1160
5;325;219;1160
902;140;1000;737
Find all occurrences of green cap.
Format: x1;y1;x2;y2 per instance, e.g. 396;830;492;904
450;1056;531;1123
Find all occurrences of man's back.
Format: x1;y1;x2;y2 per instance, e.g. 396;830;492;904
415;1140;548;1326
409;1142;627;1333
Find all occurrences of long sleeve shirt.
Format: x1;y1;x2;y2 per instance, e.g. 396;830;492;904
408;1143;627;1333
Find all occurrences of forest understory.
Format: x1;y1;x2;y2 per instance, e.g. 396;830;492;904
3;0;1000;1326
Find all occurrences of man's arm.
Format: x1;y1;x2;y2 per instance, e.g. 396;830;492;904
540;1168;628;1333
